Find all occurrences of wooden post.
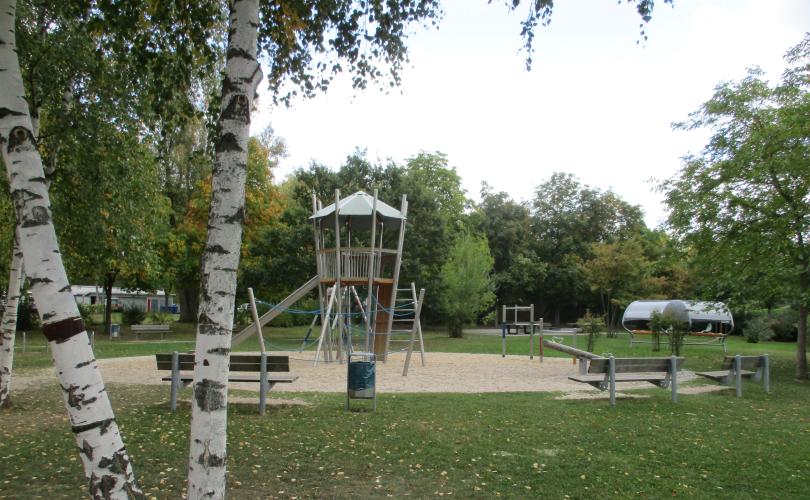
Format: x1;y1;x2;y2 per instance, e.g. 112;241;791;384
403;288;426;376
334;189;342;363
259;352;267;415
248;287;265;354
501;323;507;358
734;354;742;398
170;351;180;411
670;355;678;403
366;189;378;352
609;355;616;406
578;356;587;375
529;304;534;360
762;354;770;393
383;195;408;360
312;195;327;351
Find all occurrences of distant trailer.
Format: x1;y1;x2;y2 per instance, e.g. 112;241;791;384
622;300;734;352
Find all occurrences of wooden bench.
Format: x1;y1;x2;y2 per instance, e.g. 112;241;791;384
132;324;171;340
155;352;298;415
695;354;770;397
568;356;684;406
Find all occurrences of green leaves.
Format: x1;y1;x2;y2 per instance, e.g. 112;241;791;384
438;233;495;338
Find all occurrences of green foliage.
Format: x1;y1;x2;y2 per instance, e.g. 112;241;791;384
149;311;173;325
744;316;776;344
122;306;147;326
661;34;810;376
438;233;495;338
531;172;646;324
77;303;95;326
575;309;605;353
649;311;688;356
15;296;39;331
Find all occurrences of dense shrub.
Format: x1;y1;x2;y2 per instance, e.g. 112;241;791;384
122;305;147;325
743;315;776;343
770;309;798;342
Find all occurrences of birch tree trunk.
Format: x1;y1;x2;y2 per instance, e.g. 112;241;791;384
187;0;261;497
0;235;23;408
0;1;141;497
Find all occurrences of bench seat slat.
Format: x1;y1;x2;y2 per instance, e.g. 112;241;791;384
161;374;299;384
132;325;171;331
588;357;683;374
569;373;669;383
720;356;762;370
695;369;755;381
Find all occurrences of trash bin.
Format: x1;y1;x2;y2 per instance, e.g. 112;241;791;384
110;324;120;338
346;351;376;411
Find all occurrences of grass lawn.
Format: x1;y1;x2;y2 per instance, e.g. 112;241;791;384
2;325;809;498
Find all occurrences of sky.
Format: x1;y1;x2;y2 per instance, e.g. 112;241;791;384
252;0;809;228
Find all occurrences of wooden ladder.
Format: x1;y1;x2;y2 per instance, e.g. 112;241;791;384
384;282;426;375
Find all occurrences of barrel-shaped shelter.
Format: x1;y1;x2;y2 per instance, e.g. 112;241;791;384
311;190;408;360
622;299;734;350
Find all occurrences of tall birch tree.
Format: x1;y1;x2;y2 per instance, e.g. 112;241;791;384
187;1;263;496
0;1;141;497
0;236;23;408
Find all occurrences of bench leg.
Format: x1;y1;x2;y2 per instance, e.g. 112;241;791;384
735;354;743;398
762;354;770;393
670;355;678;403
259;353;267;416
609;356;616;406
170;351;179;411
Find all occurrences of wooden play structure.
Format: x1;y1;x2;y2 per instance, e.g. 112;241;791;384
500;304;544;361
622;300;734;352
232;189;425;376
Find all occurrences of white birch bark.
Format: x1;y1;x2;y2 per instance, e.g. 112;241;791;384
0;1;142;497
0;234;23;408
187;0;261;497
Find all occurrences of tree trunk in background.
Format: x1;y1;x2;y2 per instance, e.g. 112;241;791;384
104;273;115;337
0;236;24;408
186;0;262;497
797;303;808;380
0;1;141;496
178;285;199;322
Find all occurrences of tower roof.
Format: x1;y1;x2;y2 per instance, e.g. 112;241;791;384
310;191;404;230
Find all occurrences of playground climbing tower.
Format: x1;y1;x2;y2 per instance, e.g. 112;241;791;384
311;189;408;361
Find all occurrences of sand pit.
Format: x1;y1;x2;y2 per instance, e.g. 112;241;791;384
15;351;701;400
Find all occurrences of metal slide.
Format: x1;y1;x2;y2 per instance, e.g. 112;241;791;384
231;275;320;347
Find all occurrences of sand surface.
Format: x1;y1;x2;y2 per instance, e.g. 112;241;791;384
14;350;721;400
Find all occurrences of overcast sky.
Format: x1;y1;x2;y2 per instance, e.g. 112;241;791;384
252;0;808;228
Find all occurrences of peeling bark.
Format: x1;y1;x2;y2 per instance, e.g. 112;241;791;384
186;1;262;498
0;1;141;497
0;234;23;408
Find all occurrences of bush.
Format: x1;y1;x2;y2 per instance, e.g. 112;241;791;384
77;303;95;325
575;310;604;353
743;315;776;343
122;305;147;325
770;309;798;342
649;310;688;355
16;296;39;331
149;311;172;324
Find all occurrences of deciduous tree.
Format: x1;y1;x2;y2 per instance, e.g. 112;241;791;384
661;34;810;379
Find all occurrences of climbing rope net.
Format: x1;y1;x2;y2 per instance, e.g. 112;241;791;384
241;290;418;356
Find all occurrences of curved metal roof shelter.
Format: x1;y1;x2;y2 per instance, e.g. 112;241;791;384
622;299;734;334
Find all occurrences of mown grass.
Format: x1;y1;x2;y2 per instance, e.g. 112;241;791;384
2;325;809;498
